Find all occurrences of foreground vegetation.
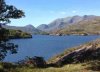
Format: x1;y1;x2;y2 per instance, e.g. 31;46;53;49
0;60;100;72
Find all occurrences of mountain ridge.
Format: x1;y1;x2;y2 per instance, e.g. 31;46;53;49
3;15;100;35
37;15;100;35
3;24;43;34
37;15;98;32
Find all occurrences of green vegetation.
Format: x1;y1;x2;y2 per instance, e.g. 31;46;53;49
8;29;32;39
0;60;99;72
0;62;87;72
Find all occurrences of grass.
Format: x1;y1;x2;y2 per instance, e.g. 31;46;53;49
0;64;90;72
0;60;99;72
18;64;85;72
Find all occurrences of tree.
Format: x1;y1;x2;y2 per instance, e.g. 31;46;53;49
0;0;25;60
0;0;25;23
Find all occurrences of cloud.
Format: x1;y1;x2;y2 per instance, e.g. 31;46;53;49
72;10;77;13
60;11;67;15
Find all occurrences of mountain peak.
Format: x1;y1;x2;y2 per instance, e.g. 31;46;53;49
25;24;35;29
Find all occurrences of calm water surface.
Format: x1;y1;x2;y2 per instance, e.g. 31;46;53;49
4;35;100;62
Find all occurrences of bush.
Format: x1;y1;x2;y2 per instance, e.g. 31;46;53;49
17;56;47;68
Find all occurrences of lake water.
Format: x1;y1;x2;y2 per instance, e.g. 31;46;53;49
4;35;100;62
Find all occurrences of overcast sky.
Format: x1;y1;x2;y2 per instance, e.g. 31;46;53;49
6;0;100;27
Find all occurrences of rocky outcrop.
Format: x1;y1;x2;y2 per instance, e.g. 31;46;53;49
54;39;100;66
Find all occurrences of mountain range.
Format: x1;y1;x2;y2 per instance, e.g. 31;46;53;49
3;15;100;35
37;15;84;32
37;15;100;35
37;15;100;31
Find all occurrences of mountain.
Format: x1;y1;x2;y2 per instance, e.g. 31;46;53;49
37;24;49;30
37;15;100;34
3;24;42;34
57;15;100;35
37;15;84;32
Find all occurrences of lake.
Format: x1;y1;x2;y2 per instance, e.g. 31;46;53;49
4;35;100;62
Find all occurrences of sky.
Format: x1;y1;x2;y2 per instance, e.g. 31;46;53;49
6;0;100;27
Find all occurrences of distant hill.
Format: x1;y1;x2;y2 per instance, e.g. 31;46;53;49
8;29;32;39
37;15;100;35
3;24;47;34
37;24;49;31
